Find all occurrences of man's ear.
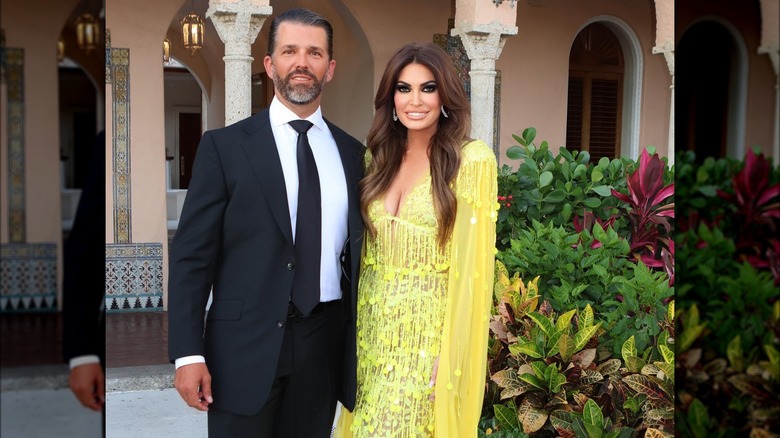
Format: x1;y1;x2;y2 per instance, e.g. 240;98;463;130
324;59;336;83
263;55;274;78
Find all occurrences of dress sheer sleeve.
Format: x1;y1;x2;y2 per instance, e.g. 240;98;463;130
434;140;498;436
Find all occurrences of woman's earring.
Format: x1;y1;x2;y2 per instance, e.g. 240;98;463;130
441;106;449;118
392;108;398;122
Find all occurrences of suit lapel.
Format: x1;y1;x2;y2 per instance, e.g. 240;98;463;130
240;110;294;245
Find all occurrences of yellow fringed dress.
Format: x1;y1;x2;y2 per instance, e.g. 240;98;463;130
335;140;498;437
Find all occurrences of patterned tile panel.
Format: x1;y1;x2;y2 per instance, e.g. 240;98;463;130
4;48;26;243
0;243;58;312
110;48;131;244
105;243;164;312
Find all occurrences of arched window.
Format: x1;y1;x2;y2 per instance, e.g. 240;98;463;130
566;23;624;162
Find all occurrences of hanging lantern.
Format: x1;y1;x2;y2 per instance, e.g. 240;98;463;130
76;12;99;52
181;12;204;55
57;37;65;63
163;38;171;63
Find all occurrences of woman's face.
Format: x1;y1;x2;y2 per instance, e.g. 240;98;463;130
393;63;441;136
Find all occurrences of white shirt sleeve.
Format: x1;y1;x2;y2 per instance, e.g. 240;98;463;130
69;355;101;369
175;355;206;369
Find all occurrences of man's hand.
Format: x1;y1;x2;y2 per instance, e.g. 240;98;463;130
69;363;105;411
174;363;213;411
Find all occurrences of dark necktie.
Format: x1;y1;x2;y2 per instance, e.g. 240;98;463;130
289;120;321;316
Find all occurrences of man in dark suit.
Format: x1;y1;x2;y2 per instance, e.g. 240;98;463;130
168;8;363;437
63;130;106;416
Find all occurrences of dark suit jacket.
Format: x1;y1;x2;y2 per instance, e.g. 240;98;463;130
63;131;106;366
168;109;364;416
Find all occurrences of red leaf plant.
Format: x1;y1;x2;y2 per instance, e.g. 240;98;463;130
611;149;675;279
717;149;780;277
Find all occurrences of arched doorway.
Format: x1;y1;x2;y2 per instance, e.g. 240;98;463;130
677;20;746;160
565;23;625;163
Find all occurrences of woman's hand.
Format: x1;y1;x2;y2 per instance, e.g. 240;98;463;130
429;356;439;401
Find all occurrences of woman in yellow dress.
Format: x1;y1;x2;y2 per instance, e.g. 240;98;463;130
335;42;498;437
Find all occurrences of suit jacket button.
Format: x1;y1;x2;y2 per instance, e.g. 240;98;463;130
287;262;295;270
277;321;284;328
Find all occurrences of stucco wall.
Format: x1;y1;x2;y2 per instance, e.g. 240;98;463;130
496;0;671;165
677;0;776;158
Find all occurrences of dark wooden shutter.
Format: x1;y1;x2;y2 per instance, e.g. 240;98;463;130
566;77;584;150
588;78;619;162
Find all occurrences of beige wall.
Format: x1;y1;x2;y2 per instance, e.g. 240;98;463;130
677;0;776;158
1;0;81;305
497;0;671;164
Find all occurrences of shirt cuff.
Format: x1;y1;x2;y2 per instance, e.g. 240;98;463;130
175;355;206;369
69;355;101;369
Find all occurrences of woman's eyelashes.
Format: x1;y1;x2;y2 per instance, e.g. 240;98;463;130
395;82;438;93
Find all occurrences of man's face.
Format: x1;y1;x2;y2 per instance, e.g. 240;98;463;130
264;22;335;108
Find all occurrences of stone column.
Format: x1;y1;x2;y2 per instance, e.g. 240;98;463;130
452;22;517;153
206;0;272;126
652;0;674;165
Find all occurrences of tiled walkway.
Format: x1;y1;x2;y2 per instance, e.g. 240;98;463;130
1;311;169;368
0;313;63;367
106;311;169;368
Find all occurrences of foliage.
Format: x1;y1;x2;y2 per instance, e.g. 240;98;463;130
497;221;673;356
674;149;780;436
676;304;780;437
485;262;675;437
497;128;628;250
609;149;675;281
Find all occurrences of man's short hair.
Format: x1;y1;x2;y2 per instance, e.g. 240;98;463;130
267;8;334;59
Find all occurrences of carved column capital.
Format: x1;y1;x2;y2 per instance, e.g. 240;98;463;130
207;1;272;55
652;43;674;77
451;22;517;70
206;0;272;125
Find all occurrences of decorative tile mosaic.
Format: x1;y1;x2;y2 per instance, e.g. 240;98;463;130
105;243;164;312
4;47;25;243
105;29;111;84
0;243;58;312
111;48;131;244
434;24;502;153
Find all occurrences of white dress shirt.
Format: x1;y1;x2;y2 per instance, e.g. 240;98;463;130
175;97;349;369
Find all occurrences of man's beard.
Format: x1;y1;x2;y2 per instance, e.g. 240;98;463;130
273;68;325;105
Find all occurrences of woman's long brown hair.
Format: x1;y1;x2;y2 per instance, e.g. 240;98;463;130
360;42;472;248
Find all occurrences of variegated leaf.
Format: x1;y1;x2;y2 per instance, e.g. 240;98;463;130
749;428;776;438
646;406;674;420
582;303;595;328
527;311;554;336
580;369;604;385
654;362;674;382
558;333;576;362
550;410;580;437
574;323;601;351
491;369;519;388
556;309;577;332
597;358;622;376
500;380;534;400
509;340;544;359
645;427;672;438
641;363;659;376
494;402;519;431
547;389;568;407
583;399;604;430
518;398;549;433
626;355;647;373
573;392;590;408
571;348;597;368
658;344;674;364
666;300;674;322
622;374;667;401
703;358;728;376
621;335;637;363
